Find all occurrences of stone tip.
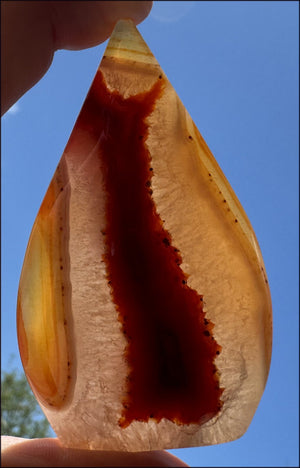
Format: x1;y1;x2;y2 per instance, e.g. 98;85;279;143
103;18;159;66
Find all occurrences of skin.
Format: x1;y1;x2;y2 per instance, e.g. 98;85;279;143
1;437;187;467
1;1;153;114
1;1;188;466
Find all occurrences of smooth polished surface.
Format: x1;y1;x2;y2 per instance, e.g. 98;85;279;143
17;19;272;451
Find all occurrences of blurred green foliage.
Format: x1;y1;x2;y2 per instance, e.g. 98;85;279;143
1;356;51;438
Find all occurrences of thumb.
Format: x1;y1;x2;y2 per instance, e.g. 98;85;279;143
1;1;153;115
1;436;188;467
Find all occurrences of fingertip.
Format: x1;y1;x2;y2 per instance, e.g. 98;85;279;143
1;0;153;114
50;1;153;51
130;0;153;26
1;437;188;467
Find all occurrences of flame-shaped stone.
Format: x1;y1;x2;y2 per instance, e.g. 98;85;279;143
17;19;272;451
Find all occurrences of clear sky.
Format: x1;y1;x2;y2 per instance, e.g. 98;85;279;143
1;1;299;467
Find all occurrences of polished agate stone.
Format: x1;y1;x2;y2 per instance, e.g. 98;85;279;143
17;19;272;451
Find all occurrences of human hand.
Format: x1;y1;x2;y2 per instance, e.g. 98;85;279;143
1;436;188;467
1;1;188;466
1;1;153;115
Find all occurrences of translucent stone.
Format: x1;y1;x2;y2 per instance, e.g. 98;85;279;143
17;19;272;451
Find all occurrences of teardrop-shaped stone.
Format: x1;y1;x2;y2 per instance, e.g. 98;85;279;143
17;19;272;451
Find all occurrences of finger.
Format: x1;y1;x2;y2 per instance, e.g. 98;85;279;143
1;436;188;467
1;1;153;115
50;1;153;50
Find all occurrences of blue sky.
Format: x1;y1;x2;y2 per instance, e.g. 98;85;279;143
1;1;299;466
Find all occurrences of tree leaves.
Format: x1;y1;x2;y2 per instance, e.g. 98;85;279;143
1;357;51;438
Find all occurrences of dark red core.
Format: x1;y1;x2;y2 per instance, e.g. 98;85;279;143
75;69;223;428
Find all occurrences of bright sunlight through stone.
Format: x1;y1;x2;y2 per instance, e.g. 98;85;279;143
17;19;272;451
